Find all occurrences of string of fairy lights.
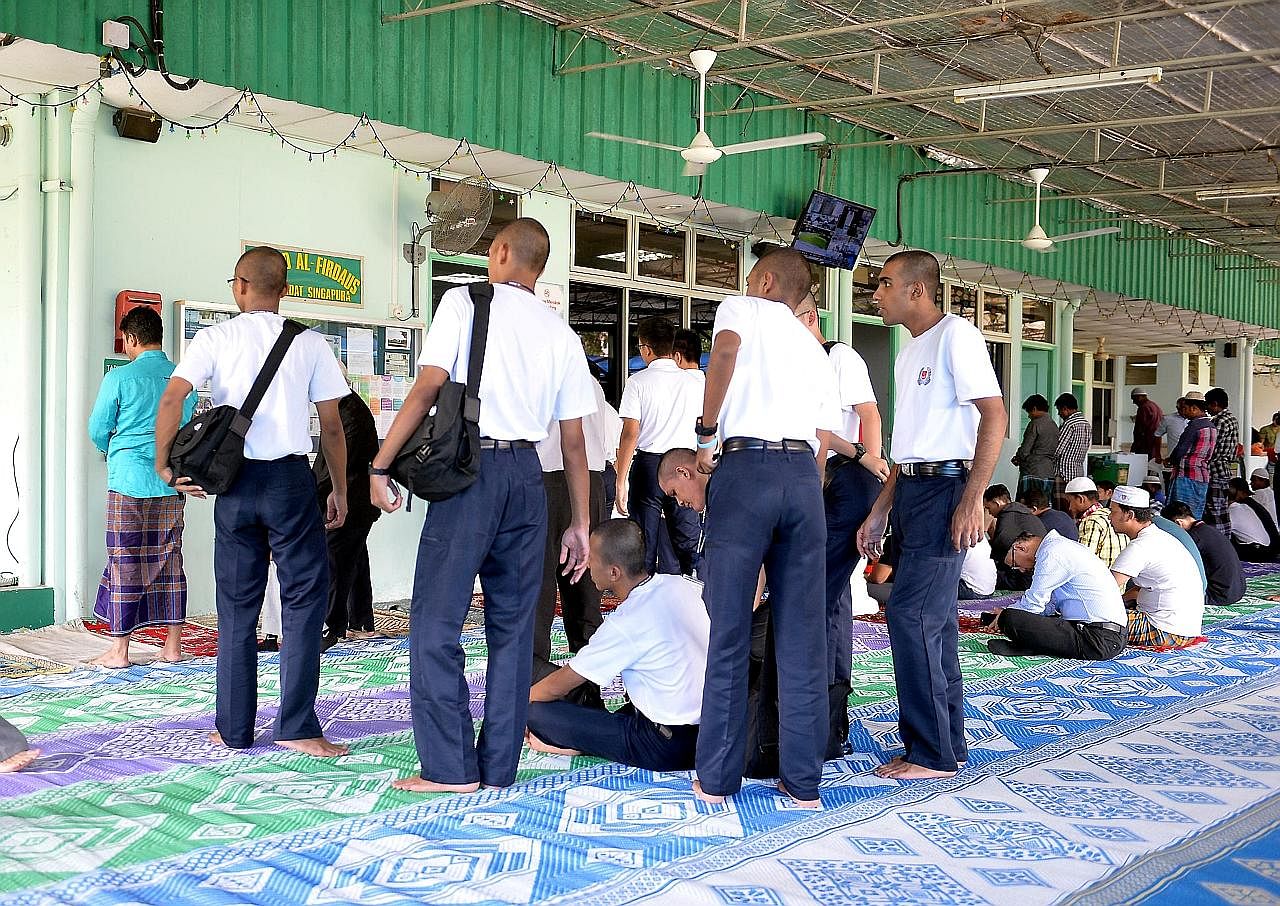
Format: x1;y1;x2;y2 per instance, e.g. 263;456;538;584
1;58;1274;343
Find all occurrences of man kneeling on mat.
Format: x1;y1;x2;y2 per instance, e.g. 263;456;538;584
526;519;710;771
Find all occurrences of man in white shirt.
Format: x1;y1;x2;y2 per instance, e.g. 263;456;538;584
793;294;890;760
616;317;704;575
990;531;1127;660
1109;485;1205;647
526;520;709;771
370;219;598;794
532;377;623;698
1250;467;1277;524
1154;400;1189;463
857;250;1007;781
1228;477;1280;562
693;248;841;809
155;247;351;758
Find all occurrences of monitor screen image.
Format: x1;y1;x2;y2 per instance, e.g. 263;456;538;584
790;190;876;270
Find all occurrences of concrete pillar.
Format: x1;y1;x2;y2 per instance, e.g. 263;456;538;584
1215;337;1252;448
1057;300;1079;399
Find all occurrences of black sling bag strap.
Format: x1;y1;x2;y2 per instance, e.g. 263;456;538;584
168;319;307;495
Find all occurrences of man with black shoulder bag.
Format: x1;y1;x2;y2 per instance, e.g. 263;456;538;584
370;218;598;795
155;246;351;759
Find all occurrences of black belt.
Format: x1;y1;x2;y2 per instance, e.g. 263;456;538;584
721;437;812;455
899;460;967;478
1072;620;1125;634
479;438;535;450
248;454;308;464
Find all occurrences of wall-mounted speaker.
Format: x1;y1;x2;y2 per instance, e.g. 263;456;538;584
112;108;162;144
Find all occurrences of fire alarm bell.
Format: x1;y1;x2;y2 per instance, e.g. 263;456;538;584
114;290;163;352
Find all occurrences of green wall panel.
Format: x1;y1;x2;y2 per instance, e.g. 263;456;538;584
2;0;1276;322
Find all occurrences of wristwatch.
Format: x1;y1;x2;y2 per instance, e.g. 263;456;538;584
852;443;866;463
369;466;391;476
695;417;718;438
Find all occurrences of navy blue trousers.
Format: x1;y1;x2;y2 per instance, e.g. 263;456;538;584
886;474;968;772
213;457;329;747
527;700;698;772
410;446;547;787
698;448;828;801
629;450;703;575
824;461;883;685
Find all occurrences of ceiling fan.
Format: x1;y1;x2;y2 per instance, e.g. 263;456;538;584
587;49;825;178
948;167;1121;253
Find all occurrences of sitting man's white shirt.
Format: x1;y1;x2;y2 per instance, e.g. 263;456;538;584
1256;486;1278;524
567;573;710;726
1111;523;1205;638
961;535;997;596
1010;531;1126;624
1230;501;1272;546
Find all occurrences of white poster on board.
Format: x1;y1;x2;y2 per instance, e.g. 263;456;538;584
535;281;565;316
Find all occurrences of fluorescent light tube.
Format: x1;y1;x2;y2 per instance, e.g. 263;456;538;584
954;67;1162;103
1195;184;1280;201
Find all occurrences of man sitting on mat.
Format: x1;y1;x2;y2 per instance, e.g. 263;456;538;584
525;519;709;772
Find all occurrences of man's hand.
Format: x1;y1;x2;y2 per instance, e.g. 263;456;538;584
857;507;889;560
560;523;590;583
325;490;347;530
370;474;402;514
951;494;986;551
614;475;629;516
696;445;716;475
859;454;891;482
157;466;207;499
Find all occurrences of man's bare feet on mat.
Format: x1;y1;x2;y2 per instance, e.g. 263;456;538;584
776;781;821;809
692;779;726;804
0;749;40;773
276;737;349;757
88;653;131;669
525;731;580;756
878;760;957;780
392;776;480;794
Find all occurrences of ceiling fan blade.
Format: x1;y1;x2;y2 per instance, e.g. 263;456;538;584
946;236;1025;243
586;131;684;153
718;132;826;156
682;160;708;178
1046;226;1123;243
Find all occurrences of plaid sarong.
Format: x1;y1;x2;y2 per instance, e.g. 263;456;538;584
1204;480;1232;537
93;491;187;635
1126;608;1199;649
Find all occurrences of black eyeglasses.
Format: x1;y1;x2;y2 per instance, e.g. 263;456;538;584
226;276;251;286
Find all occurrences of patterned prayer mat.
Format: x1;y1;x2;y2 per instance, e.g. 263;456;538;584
82;621;220;658
0;586;1278;904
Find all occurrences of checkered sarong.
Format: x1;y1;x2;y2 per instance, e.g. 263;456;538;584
1203;480;1232;538
1126;609;1198;650
93;491;187;635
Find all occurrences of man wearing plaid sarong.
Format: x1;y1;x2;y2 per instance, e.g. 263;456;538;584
1205;388;1241;538
88;308;196;668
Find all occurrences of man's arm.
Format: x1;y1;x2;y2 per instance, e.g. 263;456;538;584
368;366;449;513
529;665;587;702
953;396;1008;550
614;418;641;517
87;378;119;454
558;417;590;583
857;465;899;559
316;398;347;530
852;402;890;480
1013;418;1035;465
154;376;205;497
696;330;740;474
1168;421;1196;468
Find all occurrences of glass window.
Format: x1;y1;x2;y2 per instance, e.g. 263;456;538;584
1092;386;1114;445
430;178;517;257
429;260;488;316
982;291;1010;334
851;264;879;316
1187;354;1200;384
1072;352;1086;382
636;224;687;282
951;285;978;325
1022;298;1053;343
987;340;1011;435
1125;355;1157;386
574;211;628;273
688;298;719;370
695;234;740;289
568;282;624;405
1209;355;1217;385
627;291;683;377
1093;357;1115;384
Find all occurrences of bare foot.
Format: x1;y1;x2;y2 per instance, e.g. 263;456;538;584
0;748;40;773
525;731;581;756
692;779;726;805
276;737;349;758
776;781;821;809
161;652;190;663
88;653;132;669
873;755;906;777
879;760;957;780
347;630;380;639
391;776;480;794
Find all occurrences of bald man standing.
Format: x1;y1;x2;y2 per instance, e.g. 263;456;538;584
858;250;1007;781
371;219;597;794
156;246;351;758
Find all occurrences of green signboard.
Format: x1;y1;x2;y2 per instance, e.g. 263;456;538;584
244;243;363;307
104;357;128;374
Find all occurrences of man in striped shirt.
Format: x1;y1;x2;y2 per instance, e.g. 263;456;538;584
1166;392;1216;519
1205;387;1241;538
1064;477;1128;567
1053;393;1092;510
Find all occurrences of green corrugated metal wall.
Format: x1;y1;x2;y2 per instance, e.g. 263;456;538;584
3;0;1276;324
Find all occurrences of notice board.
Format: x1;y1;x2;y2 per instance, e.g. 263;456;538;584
175;302;422;440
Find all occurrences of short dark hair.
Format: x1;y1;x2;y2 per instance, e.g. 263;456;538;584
1229;477;1251;496
883;249;941;299
636;317;676;357
591;519;648;578
1022;394;1049;414
119;306;162;346
1020;486;1050;509
672;328;702;364
1054;393;1079;410
753;248;814;306
238;246;290;296
1114;502;1153;524
495;218;551;273
1012;531;1041;546
983;484;1011;503
1206;387;1229;408
1162;501;1194;520
750;240;785;260
658;447;696;482
1096;479;1116;491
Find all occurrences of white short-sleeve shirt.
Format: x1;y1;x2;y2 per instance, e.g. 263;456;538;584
418;284;597;442
618;359;702;453
568;573;711;726
1111;523;1205;637
537;380;622;473
712;295;842;447
826;342;876;447
173;311;349;461
890;314;1002;463
1229;502;1271;546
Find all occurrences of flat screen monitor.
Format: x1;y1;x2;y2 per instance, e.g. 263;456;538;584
789;190;876;270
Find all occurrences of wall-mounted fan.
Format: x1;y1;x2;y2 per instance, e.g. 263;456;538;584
948;167;1121;253
587;50;825;178
401;178;495;319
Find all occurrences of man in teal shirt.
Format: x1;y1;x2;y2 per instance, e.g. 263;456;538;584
88;307;196;667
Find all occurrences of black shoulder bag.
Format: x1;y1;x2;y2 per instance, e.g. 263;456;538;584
390;283;493;501
168;319;306;495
